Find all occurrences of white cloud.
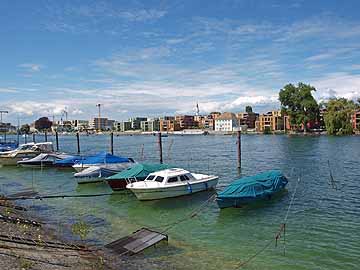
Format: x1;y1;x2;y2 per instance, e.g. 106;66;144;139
18;63;43;72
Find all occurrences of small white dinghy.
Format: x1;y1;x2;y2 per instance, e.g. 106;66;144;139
126;168;218;201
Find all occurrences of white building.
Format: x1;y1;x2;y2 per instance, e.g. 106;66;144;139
215;112;239;132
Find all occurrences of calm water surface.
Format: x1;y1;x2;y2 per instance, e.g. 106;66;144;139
0;134;359;270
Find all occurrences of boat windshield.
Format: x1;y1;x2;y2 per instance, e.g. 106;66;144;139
180;175;189;181
146;175;155;180
154;176;164;182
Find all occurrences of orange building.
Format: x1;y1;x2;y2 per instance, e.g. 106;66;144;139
255;111;288;132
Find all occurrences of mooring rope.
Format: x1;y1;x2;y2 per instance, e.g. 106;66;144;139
113;192;217;257
237;175;302;269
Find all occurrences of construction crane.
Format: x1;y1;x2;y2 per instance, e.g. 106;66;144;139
96;104;102;131
0;110;8;123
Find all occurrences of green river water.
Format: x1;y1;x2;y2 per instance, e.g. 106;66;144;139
0;134;359;270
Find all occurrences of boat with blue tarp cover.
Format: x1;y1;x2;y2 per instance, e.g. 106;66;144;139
0;141;18;152
106;163;174;191
216;170;288;209
54;155;82;167
72;152;135;172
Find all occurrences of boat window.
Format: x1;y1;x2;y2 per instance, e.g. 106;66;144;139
167;176;178;183
180;175;188;181
146;175;155;180
185;173;194;180
154;176;164;182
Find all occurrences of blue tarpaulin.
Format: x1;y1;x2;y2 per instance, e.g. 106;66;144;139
216;170;288;208
75;152;131;165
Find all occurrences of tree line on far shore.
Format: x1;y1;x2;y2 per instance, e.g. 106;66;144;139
279;82;360;135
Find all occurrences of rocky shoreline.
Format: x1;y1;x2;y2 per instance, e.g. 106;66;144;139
0;197;142;270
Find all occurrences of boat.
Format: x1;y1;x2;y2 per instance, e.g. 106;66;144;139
74;166;120;184
0;142;54;166
53;155;82;167
106;163;173;191
126;168;218;201
0;141;18;152
72;152;135;172
216;170;288;209
17;153;76;168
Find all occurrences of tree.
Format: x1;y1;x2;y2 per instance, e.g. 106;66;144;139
323;98;356;135
20;124;30;134
34;117;52;131
245;106;253;114
279;82;319;131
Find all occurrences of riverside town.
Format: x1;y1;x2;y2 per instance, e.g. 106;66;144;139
1;1;360;270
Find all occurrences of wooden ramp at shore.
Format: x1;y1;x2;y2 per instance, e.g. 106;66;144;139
105;228;168;255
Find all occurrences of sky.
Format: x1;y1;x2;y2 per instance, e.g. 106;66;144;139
1;0;360;124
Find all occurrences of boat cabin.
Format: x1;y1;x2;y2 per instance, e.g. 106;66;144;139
144;168;195;185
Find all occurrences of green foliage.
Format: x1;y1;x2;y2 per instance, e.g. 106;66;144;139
34;117;52;131
245;106;253;113
20;124;30;134
323;98;356;135
19;258;34;269
279;82;319;131
71;221;91;240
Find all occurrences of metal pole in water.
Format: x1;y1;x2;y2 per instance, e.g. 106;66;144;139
76;132;80;154
237;130;241;169
158;132;163;164
24;134;27;144
33;133;36;143
55;131;59;151
44;131;48;142
110;132;114;155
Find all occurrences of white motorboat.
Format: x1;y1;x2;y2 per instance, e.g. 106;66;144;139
126;168;218;200
72;152;135;172
0;142;54;166
17;153;74;168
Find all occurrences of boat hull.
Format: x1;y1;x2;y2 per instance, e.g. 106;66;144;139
106;179;139;191
73;162;133;172
0;153;38;166
216;190;285;209
128;178;218;200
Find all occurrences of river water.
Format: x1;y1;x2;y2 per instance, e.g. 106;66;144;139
0;134;359;270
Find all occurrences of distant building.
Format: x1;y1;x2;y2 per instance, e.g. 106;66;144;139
89;118;115;131
71;120;89;131
129;117;147;130
141;118;160;132
210;112;221;120
255;111;286;132
352;110;360;130
0;122;16;133
175;115;197;129
159;116;181;132
194;115;215;130
237;112;259;129
215;112;239;132
116;121;132;132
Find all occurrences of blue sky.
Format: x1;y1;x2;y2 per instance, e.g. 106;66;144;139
1;0;360;124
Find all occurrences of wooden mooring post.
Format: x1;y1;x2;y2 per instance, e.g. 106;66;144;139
158;132;163;164
44;131;48;142
237;130;241;169
55;131;59;151
24;134;27;144
76;132;80;154
32;133;36;143
110;132;114;155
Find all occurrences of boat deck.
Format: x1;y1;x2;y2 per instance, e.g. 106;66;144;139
105;228;168;255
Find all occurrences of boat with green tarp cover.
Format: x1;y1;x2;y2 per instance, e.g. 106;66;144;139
106;163;173;191
216;170;288;209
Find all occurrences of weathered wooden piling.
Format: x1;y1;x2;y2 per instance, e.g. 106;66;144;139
32;133;36;143
110;132;114;155
44;131;48;142
55;131;59;151
24;134;27;144
158;132;163;164
76;132;80;154
237;130;241;169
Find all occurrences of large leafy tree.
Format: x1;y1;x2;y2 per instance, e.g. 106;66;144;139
279;83;319;131
34;117;52;131
245;106;253;113
323;98;356;135
20;124;30;134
